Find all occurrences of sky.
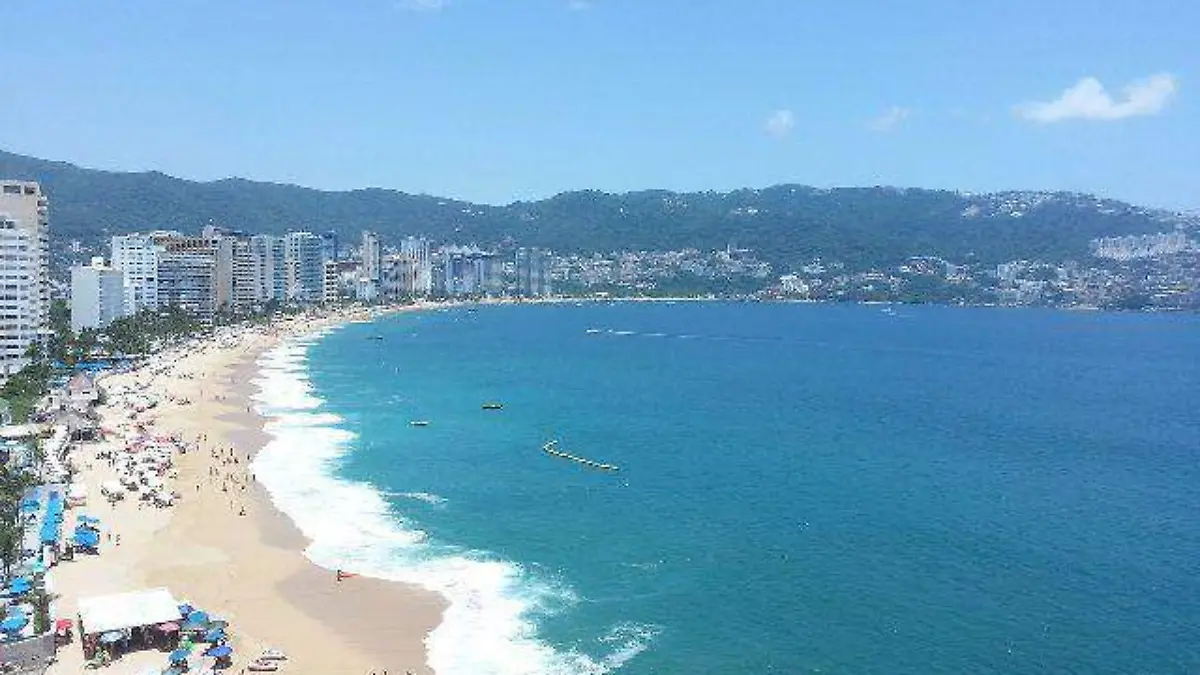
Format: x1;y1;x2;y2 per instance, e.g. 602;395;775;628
1;0;1196;209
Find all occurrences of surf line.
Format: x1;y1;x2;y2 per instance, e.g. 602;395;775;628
542;440;620;472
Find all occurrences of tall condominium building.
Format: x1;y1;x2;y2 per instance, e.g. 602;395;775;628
323;261;341;305
157;251;216;323
285;232;324;303
441;247;499;297
361;231;382;283
70;257;126;331
0;181;49;377
251;235;287;303
400;236;432;296
111;233;165;314
231;237;263;312
152;231;236;316
320;231;339;262
381;254;415;300
515;247;553;297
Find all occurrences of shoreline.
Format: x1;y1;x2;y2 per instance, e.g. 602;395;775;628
48;305;446;675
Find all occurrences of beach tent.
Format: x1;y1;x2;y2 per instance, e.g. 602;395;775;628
77;588;182;636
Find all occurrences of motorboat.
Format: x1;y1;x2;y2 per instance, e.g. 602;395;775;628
409;420;430;427
482;403;503;410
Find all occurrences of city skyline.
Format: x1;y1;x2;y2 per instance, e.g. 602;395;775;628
0;1;1194;210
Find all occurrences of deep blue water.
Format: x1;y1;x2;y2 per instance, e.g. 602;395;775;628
301;302;1200;674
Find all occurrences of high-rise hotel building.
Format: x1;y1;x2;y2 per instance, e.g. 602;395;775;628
0;181;49;377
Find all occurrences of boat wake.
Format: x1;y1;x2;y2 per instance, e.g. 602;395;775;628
392;491;449;507
251;333;656;675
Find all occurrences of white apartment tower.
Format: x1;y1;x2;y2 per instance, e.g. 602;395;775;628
70;257;126;331
401;236;432;296
0;181;49;377
111;233;165;314
361;231;382;283
285;232;324;303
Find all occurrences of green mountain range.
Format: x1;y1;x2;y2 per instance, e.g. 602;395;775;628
0;149;1190;273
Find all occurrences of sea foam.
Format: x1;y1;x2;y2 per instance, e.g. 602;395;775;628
250;332;655;675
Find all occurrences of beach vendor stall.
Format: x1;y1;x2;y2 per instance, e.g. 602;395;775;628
77;588;182;661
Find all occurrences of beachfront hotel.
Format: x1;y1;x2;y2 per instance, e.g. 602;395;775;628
0;180;50;379
111;233;164;316
69;258;126;332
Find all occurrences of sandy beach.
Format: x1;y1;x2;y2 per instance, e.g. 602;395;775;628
47;306;446;675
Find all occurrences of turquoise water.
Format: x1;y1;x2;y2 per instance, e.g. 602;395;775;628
262;303;1200;674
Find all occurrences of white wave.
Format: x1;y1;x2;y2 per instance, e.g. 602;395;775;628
251;336;655;675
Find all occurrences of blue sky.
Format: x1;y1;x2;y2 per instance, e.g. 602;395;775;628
1;0;1195;208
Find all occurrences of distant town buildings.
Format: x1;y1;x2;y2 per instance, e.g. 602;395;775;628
0;174;1185;343
0;181;50;377
70;257;125;332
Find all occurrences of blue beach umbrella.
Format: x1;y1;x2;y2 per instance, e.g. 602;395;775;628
203;628;225;643
186;610;208;625
0;616;27;632
204;644;232;658
8;578;31;594
74;530;100;548
169;648;190;663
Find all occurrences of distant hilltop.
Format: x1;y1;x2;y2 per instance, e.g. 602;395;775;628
0;149;1194;273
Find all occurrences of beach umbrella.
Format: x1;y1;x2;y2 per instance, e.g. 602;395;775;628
203;628;225;643
186;610;208;625
8;578;31;594
99;630;124;643
74;530;100;548
0;616;28;632
77;514;99;524
54;619;73;632
169;648;190;663
177;603;193;617
204;644;233;658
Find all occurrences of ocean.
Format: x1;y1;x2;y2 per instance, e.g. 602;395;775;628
250;302;1200;675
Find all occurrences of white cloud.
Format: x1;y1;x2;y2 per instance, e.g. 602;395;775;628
764;109;795;139
396;0;447;11
867;106;910;132
1014;73;1178;123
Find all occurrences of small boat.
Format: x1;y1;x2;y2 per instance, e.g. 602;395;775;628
482;403;503;410
585;328;602;334
368;335;384;341
409;420;430;427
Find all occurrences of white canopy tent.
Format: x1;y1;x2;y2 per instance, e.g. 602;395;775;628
77;588;181;635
